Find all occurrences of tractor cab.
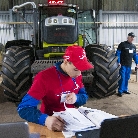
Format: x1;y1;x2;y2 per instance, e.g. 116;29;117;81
36;1;82;58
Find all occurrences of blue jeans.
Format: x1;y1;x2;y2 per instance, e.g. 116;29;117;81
118;66;131;93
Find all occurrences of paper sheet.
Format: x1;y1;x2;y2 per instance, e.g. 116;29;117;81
53;105;118;137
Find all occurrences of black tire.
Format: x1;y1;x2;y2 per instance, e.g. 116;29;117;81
1;46;34;102
85;44;121;98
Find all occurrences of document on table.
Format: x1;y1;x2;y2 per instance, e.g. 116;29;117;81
53;110;96;132
53;104;118;137
78;107;118;128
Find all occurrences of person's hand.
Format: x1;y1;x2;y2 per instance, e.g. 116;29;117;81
65;92;77;104
45;116;65;131
118;63;121;66
136;64;138;69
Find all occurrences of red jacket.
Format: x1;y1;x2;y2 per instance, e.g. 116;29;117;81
28;66;84;115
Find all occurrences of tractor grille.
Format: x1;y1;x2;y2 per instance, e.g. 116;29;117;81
31;60;94;84
31;59;63;74
43;24;78;44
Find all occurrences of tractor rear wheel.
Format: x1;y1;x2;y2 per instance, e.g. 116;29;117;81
85;44;121;98
1;46;34;102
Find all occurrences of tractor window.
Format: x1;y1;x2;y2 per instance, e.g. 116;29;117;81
78;10;97;44
39;6;77;21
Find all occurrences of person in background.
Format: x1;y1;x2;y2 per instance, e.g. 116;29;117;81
17;45;93;131
116;32;138;97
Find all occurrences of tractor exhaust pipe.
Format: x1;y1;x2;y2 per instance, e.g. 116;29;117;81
12;2;36;12
12;2;38;47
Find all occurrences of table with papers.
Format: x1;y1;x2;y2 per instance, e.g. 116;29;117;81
28;106;117;138
28;122;76;138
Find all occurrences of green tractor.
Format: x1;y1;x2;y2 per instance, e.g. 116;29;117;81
1;1;120;102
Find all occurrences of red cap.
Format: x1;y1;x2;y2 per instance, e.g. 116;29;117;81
63;45;94;71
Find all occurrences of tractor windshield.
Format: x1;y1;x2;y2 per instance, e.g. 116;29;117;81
38;5;77;21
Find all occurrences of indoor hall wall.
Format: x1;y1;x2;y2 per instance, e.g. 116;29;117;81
98;11;138;48
0;0;98;11
0;0;138;11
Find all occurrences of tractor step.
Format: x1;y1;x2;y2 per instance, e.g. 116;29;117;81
31;59;63;75
31;59;94;84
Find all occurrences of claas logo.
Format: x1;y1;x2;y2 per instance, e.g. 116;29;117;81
54;33;67;36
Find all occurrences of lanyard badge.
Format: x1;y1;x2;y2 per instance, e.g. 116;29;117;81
60;91;70;103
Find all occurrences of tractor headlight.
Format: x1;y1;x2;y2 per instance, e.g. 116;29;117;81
48;18;52;23
46;18;58;25
63;18;67;23
53;19;58;23
69;18;73;24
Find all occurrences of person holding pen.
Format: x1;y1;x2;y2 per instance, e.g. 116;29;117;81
17;45;93;131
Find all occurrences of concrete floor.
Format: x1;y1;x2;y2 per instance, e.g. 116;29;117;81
0;74;138;124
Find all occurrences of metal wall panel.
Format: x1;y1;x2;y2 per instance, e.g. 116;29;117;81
1;0;138;11
102;0;138;11
0;0;9;11
1;10;138;48
0;0;98;11
0;11;14;45
99;11;138;48
0;11;33;45
10;0;138;11
14;12;33;41
101;28;138;47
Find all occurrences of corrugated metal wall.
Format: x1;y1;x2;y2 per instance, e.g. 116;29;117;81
0;0;9;11
1;0;138;47
99;11;138;47
0;11;33;45
1;10;138;47
0;0;138;11
102;0;138;11
0;11;14;44
0;0;98;11
13;11;33;41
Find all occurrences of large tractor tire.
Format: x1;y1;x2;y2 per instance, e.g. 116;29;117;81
85;44;121;98
1;46;34;102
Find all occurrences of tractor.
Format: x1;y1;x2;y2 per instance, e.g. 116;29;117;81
1;1;120;102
